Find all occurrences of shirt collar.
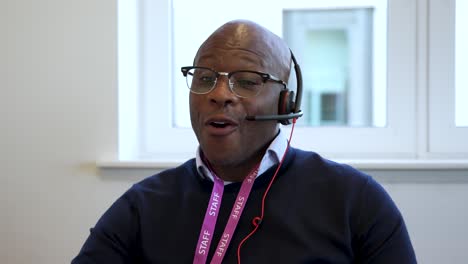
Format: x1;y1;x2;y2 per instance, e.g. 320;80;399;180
195;129;288;184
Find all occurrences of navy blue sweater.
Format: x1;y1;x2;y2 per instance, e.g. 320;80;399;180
73;148;416;263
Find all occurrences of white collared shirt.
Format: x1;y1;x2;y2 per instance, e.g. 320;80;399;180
195;129;288;185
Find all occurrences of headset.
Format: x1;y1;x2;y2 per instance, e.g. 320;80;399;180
245;50;303;125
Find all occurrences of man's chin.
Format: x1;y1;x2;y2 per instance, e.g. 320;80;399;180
205;151;237;165
202;146;240;165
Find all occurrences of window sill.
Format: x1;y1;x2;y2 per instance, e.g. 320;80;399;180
96;159;468;170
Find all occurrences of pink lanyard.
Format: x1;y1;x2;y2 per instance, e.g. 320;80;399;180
193;165;259;264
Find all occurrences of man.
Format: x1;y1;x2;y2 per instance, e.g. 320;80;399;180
73;20;416;263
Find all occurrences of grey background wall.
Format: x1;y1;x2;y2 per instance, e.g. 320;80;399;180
1;0;467;263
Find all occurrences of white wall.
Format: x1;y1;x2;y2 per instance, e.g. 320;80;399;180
1;1;467;263
2;0;128;263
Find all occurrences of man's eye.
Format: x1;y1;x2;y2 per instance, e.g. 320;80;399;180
238;79;258;85
196;76;215;84
200;76;215;82
236;79;261;89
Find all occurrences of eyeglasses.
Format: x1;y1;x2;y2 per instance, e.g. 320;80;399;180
181;66;287;98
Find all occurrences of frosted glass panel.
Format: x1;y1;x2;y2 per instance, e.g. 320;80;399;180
283;8;386;127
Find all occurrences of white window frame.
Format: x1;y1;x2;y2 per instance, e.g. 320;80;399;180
114;0;468;166
426;0;468;157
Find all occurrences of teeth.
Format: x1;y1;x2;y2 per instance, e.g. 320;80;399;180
211;121;229;128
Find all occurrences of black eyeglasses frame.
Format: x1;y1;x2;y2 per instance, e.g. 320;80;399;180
181;66;287;97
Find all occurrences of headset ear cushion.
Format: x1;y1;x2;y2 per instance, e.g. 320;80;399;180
278;90;295;115
278;90;296;125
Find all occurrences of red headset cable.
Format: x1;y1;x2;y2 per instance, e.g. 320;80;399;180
236;118;298;264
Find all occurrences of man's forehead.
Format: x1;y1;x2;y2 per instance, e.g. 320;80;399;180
195;49;266;69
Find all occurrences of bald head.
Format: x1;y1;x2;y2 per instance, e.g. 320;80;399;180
194;20;292;82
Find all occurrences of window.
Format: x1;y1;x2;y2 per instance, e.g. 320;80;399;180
116;0;467;162
171;0;388;129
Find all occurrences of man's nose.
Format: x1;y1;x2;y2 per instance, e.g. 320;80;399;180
208;76;238;106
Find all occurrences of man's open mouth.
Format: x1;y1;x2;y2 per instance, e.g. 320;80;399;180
210;121;230;128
